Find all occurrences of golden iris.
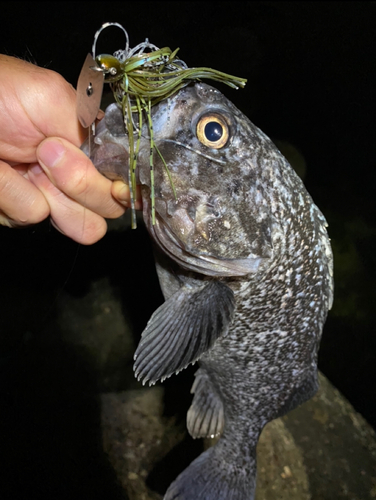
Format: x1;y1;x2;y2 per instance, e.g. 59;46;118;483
196;114;229;149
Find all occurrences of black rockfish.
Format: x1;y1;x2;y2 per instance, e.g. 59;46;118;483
82;83;334;500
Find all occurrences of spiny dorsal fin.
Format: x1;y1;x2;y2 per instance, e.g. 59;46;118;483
133;281;235;385
187;368;224;439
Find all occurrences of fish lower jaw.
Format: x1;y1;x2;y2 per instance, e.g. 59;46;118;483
148;214;265;277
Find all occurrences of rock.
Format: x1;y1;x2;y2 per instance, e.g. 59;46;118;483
100;373;376;499
51;270;376;499
255;418;310;499
281;373;376;500
101;387;180;500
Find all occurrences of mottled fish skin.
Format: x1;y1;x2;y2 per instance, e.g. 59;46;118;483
82;83;333;500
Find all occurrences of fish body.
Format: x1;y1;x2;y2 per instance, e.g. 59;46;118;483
83;83;333;500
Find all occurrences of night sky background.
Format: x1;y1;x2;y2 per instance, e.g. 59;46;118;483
0;0;375;487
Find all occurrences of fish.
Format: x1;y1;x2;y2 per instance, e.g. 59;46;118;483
82;82;334;500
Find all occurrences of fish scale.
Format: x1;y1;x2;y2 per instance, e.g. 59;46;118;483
81;82;333;500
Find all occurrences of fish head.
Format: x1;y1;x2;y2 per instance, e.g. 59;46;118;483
82;83;282;278
138;83;275;277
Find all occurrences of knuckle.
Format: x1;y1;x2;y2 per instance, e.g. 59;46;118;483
55;154;93;199
0;165;12;194
81;219;107;245
70;162;92;198
40;70;76;107
0;162;49;225
105;203;126;219
24;203;49;225
59;211;106;245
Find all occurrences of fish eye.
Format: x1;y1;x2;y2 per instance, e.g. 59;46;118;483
196;114;229;149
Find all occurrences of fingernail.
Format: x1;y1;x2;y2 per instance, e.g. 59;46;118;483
29;163;43;175
97;109;105;120
50;218;66;235
117;183;130;206
38;139;66;168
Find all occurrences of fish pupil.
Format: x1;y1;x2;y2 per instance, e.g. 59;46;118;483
205;121;223;142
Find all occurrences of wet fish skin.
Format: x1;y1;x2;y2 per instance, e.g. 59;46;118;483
82;83;333;500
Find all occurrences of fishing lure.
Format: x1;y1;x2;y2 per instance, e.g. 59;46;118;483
77;22;247;228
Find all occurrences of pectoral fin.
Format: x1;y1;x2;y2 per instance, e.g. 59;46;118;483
133;281;235;385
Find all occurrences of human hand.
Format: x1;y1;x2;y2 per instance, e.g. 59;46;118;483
0;55;137;244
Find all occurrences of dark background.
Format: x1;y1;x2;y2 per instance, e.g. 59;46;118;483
0;1;375;496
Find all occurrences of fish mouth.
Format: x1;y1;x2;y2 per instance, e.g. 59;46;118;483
145;200;264;277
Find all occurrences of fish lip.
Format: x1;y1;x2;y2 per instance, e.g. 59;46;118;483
146;209;265;278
